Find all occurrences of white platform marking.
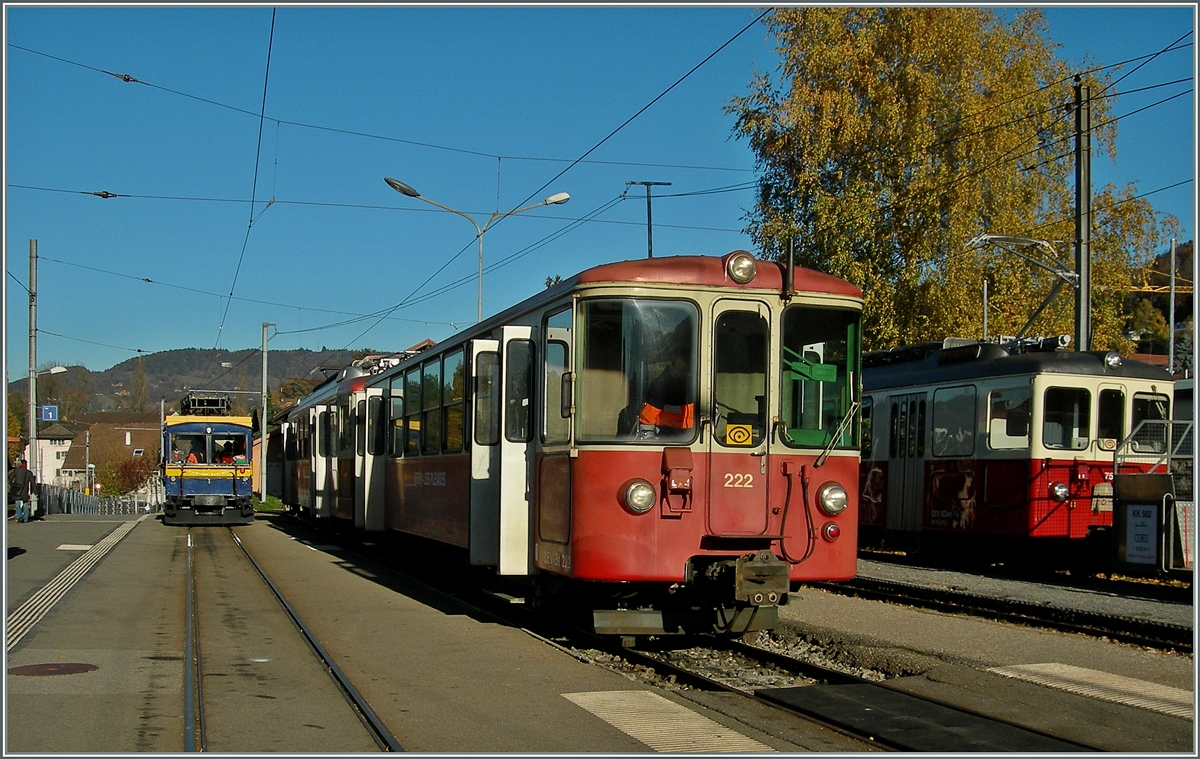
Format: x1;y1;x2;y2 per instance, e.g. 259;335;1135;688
988;663;1193;720
563;690;773;752
55;544;93;551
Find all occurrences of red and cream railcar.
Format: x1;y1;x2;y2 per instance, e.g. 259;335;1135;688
858;336;1174;560
284;252;864;636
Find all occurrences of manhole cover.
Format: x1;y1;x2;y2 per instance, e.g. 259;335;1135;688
8;663;99;676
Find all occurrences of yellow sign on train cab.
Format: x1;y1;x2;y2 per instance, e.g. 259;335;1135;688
725;424;753;446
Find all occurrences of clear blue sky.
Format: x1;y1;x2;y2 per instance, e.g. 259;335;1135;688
4;5;1195;380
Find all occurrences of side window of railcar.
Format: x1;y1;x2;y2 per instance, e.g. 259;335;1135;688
443;350;465;453
368;396;386;456
474;352;500;446
422;359;443;455
544;307;573;445
1042;387;1091;450
341;398;355;455
356;400;367;455
405;368;422;456
319;411;331;458
1098;389;1125;443
988;387;1032;450
389;375;405;457
860;397;873;456
506;340;535;443
932;385;975;457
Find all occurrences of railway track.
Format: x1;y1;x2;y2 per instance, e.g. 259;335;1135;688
182;525;404;752
807;575;1193;652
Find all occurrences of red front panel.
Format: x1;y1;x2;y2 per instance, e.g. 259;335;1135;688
560;448;858;583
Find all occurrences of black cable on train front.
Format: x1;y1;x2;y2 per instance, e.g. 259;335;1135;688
228;529;405;752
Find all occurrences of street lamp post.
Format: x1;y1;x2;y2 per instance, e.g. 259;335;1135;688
385;177;570;323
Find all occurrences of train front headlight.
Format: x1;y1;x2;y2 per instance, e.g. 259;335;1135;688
622;479;657;514
727;252;757;284
1050;481;1070;501
817;482;849;515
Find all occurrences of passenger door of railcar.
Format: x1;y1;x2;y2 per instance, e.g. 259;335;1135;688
499;326;536;575
469;339;501;566
707;300;771;535
314;404;333;519
885;393;926;532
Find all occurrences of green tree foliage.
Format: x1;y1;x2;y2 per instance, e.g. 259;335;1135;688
7;393;26;464
727;7;1178;351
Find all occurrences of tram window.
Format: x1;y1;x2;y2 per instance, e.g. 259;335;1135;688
714;309;767;447
474;351;500;446
932;385;976;457
917;400;927;457
404;368;422;456
544;341;570;444
1098;389;1125;442
1043;387;1091;450
212;434;247;464
1132;392;1171;453
368;396;386;456
422;359;443;455
780;305;860;448
988;387;1032;450
319;411;331;458
889;403;899;458
506;340;535;443
389;375;405;457
861;398;873;456
170;434;207;463
443;349;465;453
341;397;354;454
356;400;367;456
574;298;698;443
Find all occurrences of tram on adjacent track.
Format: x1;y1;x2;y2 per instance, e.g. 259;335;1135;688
858;334;1174;563
162;392;256;526
276;251;865;637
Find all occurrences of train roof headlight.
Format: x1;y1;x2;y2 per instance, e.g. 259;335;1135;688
623;479;657;514
727;252;757;284
817;482;849;516
1104;351;1122;369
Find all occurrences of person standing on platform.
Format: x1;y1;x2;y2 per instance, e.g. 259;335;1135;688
8;458;36;523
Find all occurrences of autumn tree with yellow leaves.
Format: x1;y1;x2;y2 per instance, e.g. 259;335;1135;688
727;7;1179;351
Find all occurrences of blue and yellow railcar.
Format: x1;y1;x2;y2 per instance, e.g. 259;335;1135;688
162;393;255;525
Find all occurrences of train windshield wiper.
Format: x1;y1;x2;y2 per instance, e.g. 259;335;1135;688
817;400;859;468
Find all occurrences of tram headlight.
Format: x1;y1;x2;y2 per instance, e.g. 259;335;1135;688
727;252;757;284
817;482;849;515
1050;481;1070;501
622;479;657;514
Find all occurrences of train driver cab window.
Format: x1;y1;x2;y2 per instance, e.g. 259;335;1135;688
1131;392;1171;452
780;305;861;448
170;434;207;463
988;387;1031;450
575;299;698;443
1098;389;1125;444
1042;386;1091;450
932;385;976;457
212;433;248;464
714;308;767;447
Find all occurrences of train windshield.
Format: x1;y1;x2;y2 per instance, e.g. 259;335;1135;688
780;305;861;449
576;298;698;443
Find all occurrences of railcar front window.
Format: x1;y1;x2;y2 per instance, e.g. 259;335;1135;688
1043;387;1091;450
169;434;207;463
780;306;861;448
576;299;698;443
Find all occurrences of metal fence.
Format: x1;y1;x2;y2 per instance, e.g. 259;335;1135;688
1115;419;1194;573
35;484;162;517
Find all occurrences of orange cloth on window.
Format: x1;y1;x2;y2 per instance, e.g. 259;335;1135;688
639;402;694;430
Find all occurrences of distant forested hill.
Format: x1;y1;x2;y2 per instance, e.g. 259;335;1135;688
8;346;380;416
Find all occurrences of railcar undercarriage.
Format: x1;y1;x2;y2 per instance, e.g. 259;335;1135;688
163;495;255;526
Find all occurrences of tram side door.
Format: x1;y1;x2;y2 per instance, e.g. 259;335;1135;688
707;300;772;536
313;404;333;519
469;338;501;566
499;326;536;575
886;393;926;533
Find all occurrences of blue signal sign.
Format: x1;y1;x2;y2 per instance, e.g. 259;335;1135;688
38;405;59;422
